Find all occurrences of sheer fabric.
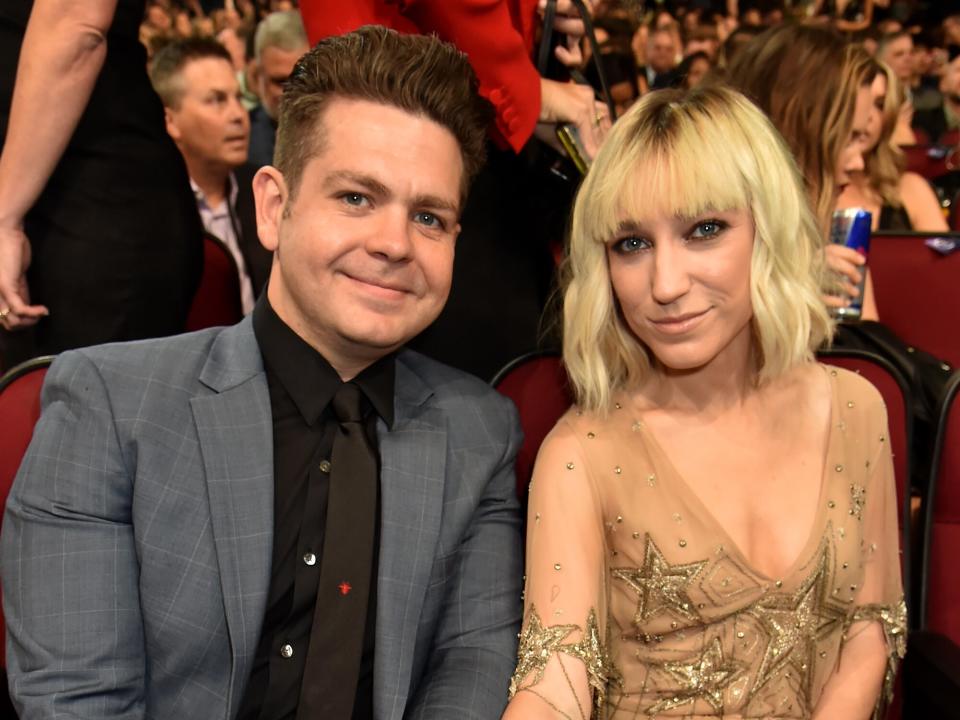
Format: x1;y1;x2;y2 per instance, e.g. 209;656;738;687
510;365;905;718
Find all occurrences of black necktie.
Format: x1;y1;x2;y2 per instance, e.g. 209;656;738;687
297;382;378;718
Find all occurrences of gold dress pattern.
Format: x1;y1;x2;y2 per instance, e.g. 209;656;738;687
511;366;906;718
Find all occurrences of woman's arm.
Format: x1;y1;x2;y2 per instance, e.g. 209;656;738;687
0;0;118;328
899;171;949;233
811;621;887;719
815;395;906;718
502;421;608;720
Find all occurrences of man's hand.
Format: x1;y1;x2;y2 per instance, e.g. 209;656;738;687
0;224;48;330
538;78;610;160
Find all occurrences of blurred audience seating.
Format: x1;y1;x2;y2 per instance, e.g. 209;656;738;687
870;231;960;368
185;233;245;332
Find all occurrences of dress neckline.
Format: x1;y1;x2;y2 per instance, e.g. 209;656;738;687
629;363;839;584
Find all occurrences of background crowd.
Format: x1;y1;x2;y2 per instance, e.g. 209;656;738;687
3;0;959;376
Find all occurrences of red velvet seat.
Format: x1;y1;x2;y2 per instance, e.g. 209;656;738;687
0;355;54;669
869;232;960;367
921;372;960;642
900;144;960;180
185;233;244;332
817;349;912;575
491;351;570;500
906;371;960;716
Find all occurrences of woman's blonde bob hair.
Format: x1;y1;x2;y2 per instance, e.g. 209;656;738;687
562;84;833;412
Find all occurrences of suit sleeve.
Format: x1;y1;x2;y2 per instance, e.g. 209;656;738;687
403;396;524;720
1;351;146;719
301;0;542;153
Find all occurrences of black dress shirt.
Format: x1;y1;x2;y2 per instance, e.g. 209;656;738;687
236;295;394;720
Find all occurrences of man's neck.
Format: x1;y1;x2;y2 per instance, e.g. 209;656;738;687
187;160;232;208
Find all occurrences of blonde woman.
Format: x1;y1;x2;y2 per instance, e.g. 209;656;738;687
837;59;949;233
502;85;905;720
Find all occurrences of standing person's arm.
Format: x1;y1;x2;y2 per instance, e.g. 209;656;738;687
0;0;118;330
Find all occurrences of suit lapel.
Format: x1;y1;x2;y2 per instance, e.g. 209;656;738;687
190;318;274;715
375;353;447;720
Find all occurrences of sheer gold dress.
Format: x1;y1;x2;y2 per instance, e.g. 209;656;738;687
509;366;906;719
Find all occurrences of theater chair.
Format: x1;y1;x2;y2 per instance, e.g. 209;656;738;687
817;349;918;720
185;233;244;331
0;354;54;717
900;144;959;181
905;371;960;717
491;350;570;500
869;231;960;368
817;349;913;597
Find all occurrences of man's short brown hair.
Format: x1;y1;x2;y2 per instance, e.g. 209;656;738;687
275;25;493;204
149;37;233;109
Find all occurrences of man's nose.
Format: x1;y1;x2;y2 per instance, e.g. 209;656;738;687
366;208;414;261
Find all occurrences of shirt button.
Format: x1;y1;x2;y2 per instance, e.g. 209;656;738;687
319;459;332;473
280;643;294;659
303;552;317;566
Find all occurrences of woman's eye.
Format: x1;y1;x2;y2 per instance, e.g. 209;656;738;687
690;220;725;239
612;236;650;254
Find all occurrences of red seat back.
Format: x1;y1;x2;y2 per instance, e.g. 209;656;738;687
0;355;54;667
900;144;960;180
869;232;960;367
817;349;912;536
492;352;571;499
185;233;244;331
922;372;960;643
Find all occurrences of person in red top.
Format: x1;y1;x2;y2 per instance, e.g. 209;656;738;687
300;0;609;157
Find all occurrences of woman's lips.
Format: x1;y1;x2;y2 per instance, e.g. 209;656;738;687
649;308;710;335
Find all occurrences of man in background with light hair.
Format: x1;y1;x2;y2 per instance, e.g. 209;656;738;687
248;9;309;167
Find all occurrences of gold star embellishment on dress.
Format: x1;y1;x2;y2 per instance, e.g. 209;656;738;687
851;597;907;713
647;637;744;714
748;539;845;710
509;604;580;697
563;608;622;713
612;534;707;626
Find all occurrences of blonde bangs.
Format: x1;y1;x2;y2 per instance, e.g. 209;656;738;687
582;97;757;248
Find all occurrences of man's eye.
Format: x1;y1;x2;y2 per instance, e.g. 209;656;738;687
415;212;443;229
341;192;368;207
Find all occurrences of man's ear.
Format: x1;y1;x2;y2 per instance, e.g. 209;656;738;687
253;165;288;252
164;106;181;142
249;59;264;97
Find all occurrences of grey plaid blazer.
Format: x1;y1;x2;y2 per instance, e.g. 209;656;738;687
2;317;523;720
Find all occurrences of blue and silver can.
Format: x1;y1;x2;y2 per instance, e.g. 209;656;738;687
829;208;872;320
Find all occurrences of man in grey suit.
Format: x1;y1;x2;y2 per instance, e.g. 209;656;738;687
2;26;522;720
